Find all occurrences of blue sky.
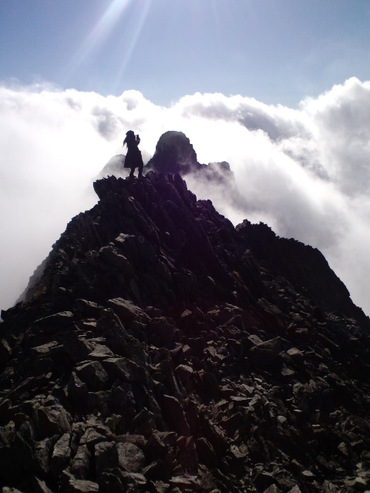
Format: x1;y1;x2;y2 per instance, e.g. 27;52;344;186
1;0;370;106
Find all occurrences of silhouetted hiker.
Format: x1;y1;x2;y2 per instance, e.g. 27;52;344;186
123;130;143;178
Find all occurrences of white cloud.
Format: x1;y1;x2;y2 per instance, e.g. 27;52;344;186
1;79;370;317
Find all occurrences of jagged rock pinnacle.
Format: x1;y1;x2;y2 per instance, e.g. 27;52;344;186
146;131;198;174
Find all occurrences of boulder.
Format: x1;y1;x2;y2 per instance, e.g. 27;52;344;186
117;441;145;473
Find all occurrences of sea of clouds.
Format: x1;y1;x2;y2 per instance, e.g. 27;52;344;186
1;77;370;315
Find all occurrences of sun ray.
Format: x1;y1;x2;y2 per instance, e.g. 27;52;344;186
62;0;133;87
111;0;153;94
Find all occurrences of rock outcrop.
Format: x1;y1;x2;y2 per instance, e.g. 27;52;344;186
145;131;235;185
0;170;369;493
147;131;198;175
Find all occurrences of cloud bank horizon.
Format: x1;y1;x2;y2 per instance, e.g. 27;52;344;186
1;77;370;316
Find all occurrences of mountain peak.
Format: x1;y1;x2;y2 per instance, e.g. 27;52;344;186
147;131;198;174
0;170;369;492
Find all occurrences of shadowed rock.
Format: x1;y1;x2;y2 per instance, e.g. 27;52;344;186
0;164;369;492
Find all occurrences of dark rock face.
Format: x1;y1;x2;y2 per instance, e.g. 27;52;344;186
146;131;199;174
0;171;370;492
146;131;235;185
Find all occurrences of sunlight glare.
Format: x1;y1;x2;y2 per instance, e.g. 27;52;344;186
112;0;152;94
63;0;132;85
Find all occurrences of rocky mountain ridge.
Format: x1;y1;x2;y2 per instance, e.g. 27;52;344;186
0;169;369;493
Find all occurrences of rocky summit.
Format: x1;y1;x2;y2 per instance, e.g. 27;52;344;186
0;168;370;493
